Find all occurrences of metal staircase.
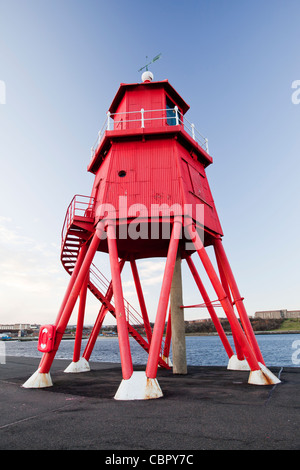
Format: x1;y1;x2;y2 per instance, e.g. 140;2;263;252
60;195;170;369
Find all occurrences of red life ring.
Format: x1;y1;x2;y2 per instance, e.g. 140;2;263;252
37;325;56;353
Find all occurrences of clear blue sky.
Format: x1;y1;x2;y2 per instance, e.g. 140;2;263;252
0;0;299;326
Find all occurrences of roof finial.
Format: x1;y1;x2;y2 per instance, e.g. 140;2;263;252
138;53;162;82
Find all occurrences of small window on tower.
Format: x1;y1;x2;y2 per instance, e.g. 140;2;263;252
166;97;178;126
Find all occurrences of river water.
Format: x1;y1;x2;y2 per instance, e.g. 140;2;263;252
3;333;300;368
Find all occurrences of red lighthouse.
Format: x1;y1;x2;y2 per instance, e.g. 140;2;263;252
24;70;280;397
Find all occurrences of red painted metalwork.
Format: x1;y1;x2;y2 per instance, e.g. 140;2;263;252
37;325;56;353
130;259;152;343
146;216;182;379
39;229;103;374
107;222;133;380
28;74;269;393
163;308;172;360
83;259;125;362
185;255;234;360
186;223;260;371
213;238;265;365
73;273;89;363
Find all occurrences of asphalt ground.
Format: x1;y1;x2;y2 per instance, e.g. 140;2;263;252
0;356;299;454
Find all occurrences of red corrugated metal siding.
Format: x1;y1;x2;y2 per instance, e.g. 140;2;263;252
93;155;111;203
114;88;165;130
176;149;223;236
101;140;183;218
92;137;222;237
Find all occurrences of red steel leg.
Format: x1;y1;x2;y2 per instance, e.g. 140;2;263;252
83;304;106;361
186;223;260;372
83;259;126;361
163;307;172;359
130;258;152;343
107;223;133;380
146;217;182;379
55;242;89;325
213;237;265;365
73;272;89;363
39;242;89;371
214;246;245;360
214;247;233;304
186;255;235;359
39;226;104;373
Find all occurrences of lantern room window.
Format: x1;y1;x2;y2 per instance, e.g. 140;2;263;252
166;97;178;126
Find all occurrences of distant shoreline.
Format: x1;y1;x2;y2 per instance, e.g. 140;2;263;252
2;329;300;342
185;330;300;336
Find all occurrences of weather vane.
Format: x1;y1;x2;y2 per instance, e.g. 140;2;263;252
138;53;162;72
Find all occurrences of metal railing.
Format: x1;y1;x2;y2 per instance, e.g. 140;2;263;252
61;195;95;244
89;264;147;330
91;107;209;160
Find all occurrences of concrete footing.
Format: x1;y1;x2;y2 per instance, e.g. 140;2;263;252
64;357;90;373
22;369;53;388
248;362;281;385
227;354;250;371
226;356;281;384
114;371;163;400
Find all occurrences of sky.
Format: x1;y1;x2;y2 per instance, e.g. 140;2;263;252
0;0;299;328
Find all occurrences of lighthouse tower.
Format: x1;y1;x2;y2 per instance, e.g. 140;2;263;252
23;71;280;397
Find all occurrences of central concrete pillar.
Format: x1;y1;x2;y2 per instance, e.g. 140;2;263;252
170;251;187;374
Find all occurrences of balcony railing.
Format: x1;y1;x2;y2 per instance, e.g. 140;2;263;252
91;107;209;160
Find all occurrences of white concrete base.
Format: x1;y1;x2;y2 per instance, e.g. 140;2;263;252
114;371;163;400
64;357;90;373
248;362;281;385
227;355;250;371
22;369;53;388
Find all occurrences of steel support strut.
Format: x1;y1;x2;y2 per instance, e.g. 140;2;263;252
213;248;245;361
39;226;104;374
146;217;182;379
213;238;265;365
130;258;152;343
163;307;172;362
186;223;260;372
38;243;89;372
73;272;89;363
107;222;133;380
83;259;126;362
55;242;89;325
185;255;234;359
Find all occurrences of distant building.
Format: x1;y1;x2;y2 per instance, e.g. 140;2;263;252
0;324;39;332
255;310;300;319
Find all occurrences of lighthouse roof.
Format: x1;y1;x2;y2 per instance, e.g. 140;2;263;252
108;79;190;115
